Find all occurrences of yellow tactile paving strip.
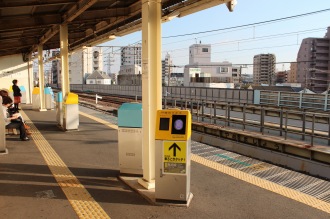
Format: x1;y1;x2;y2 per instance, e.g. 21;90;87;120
20;111;111;219
191;154;330;214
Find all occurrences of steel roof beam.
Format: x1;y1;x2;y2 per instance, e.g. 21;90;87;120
0;15;61;31
0;0;76;9
35;0;98;51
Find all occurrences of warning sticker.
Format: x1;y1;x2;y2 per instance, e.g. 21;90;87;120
163;141;186;174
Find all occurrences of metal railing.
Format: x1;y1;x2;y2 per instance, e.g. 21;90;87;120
59;84;330;111
67;84;254;104
163;96;330;147
254;90;330;111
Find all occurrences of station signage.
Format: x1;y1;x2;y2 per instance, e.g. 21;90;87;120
163;141;187;174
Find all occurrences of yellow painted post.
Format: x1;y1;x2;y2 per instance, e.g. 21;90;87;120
38;45;47;111
139;0;162;189
60;24;69;126
60;24;70;98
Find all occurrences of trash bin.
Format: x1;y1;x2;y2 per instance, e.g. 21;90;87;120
55;92;63;127
63;92;79;130
32;87;40;110
45;87;54;110
118;102;143;175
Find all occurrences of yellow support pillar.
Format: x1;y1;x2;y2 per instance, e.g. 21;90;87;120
138;0;162;189
60;24;70;98
38;45;47;111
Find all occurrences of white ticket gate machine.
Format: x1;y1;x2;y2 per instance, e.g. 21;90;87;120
155;109;193;205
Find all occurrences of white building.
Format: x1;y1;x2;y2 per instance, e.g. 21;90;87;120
232;66;241;84
183;43;234;88
118;44;142;85
118;64;142;85
33;49;60;86
86;70;111;85
162;53;173;86
120;44;142;66
68;47;105;84
109;73;118;85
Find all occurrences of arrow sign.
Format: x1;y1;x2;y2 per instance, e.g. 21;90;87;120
169;143;181;157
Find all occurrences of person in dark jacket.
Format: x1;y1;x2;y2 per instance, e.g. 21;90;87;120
12;79;22;111
2;96;29;141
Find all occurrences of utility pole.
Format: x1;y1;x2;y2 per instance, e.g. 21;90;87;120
82;49;84;84
167;63;171;87
239;65;247;84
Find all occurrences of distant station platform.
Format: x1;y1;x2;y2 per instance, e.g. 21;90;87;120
1;104;330;219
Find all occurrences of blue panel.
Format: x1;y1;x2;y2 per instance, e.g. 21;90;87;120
118;103;142;128
19;86;26;92
56;92;63;102
44;87;53;94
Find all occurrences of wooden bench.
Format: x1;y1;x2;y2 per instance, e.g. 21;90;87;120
5;128;18;135
0;96;7;153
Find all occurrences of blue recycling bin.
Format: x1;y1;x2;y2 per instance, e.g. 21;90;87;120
55;92;63;127
118;103;143;175
45;87;54;110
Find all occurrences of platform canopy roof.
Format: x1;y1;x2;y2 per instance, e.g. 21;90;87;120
0;0;234;59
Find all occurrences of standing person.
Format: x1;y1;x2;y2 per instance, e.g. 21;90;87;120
12;79;22;111
2;96;29;141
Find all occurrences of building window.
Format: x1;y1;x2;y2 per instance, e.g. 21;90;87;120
202;48;208;52
220;67;228;73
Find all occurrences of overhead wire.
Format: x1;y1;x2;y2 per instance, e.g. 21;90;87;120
37;9;330;73
162;8;330;38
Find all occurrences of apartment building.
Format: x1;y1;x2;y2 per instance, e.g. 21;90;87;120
184;43;234;87
296;27;330;93
287;62;297;83
162;53;173;86
68;47;105;84
275;71;288;84
253;54;276;85
120;44;142;66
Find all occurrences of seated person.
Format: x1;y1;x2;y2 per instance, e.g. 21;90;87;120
7;103;31;131
2;96;29;141
0;89;8;97
1;90;31;131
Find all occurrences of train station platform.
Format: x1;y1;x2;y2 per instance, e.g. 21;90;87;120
1;104;330;219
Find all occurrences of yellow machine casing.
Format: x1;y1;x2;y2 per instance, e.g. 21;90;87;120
155;109;191;141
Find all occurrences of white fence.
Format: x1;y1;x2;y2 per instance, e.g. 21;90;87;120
52;84;330;111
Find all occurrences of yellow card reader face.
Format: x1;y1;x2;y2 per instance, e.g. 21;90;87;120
155;109;191;141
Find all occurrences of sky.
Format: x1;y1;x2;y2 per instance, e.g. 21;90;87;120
100;0;330;74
